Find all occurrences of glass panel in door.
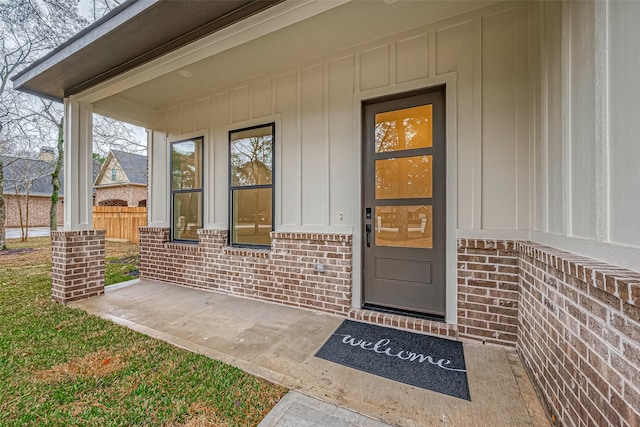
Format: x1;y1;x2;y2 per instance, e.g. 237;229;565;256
375;105;433;152
374;205;433;248
375;155;433;199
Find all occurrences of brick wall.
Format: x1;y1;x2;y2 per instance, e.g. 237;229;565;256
51;230;105;304
348;308;459;340
519;242;640;427
457;239;520;346
349;239;520;344
3;194;63;228
138;230;639;425
94;185;147;207
139;227;352;316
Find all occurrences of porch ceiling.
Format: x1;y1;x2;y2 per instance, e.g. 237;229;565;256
11;0;284;101
101;0;497;112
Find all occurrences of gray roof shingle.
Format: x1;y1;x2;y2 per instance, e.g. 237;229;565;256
110;150;147;185
2;155;102;196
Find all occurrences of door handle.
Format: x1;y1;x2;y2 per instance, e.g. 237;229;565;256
365;224;372;247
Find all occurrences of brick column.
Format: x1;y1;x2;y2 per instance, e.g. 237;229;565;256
51;230;105;303
457;239;520;346
138;227;170;279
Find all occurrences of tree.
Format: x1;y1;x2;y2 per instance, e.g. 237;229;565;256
4;154;52;241
93;114;146;156
0;154;4;249
87;0;122;22
0;0;87;244
0;0;145;243
34;101;64;231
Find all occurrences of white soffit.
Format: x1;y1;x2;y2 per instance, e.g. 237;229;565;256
74;0;351;105
84;0;501;111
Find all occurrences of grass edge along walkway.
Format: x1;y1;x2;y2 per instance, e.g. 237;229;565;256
0;237;287;426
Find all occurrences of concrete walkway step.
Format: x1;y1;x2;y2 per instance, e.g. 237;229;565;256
259;392;392;427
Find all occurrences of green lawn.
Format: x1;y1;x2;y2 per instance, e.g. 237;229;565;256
0;237;286;426
105;253;140;285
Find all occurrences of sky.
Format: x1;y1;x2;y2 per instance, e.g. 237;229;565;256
77;0;94;21
76;0;148;154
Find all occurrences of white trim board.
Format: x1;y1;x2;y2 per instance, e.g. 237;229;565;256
531;231;640;273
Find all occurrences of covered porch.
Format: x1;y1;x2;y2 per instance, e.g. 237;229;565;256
72;278;549;427
12;0;640;426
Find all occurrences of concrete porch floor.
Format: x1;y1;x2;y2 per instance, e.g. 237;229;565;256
72;279;550;427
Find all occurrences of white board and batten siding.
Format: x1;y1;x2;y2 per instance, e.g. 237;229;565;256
531;0;640;272
156;2;532;243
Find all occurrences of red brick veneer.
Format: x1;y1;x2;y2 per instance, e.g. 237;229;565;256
138;227;352;316
457;239;520;346
518;242;640;427
94;185;147;207
51;230;105;303
4;194;63;228
348;308;459;340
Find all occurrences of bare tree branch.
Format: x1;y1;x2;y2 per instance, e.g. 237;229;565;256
0;0;144;244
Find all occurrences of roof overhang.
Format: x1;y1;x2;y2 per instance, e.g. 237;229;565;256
11;0;284;102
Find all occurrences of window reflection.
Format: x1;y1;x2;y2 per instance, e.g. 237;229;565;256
171;140;202;191
229;123;275;246
375;206;433;248
375;155;432;199
375;105;432;153
171;137;203;242
232;188;272;245
173;192;202;241
230;127;273;187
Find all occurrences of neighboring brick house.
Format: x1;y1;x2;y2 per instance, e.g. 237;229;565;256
94;150;147;207
2;150;102;228
2;153;63;228
13;2;640;426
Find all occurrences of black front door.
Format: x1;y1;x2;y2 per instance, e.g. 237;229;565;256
363;87;446;317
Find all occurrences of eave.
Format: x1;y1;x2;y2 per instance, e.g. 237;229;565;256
11;0;284;102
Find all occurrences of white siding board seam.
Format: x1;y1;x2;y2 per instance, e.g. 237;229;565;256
208;95;215;227
516;4;530;232
428;31;436;77
274;115;282;228
541;1;549;234
354;50;361;94
271;76;277;116
249;83;254;120
389;39;397;85
594;0;609;243
324;61;331;226
531;1;542;234
296;69;303;226
472;17;483;230
561;0;572;236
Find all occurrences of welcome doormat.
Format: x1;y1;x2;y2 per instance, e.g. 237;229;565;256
315;320;470;400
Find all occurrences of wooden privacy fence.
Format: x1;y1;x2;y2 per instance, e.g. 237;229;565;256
93;206;147;243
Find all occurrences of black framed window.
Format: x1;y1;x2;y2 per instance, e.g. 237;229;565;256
170;137;203;242
229;123;274;247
